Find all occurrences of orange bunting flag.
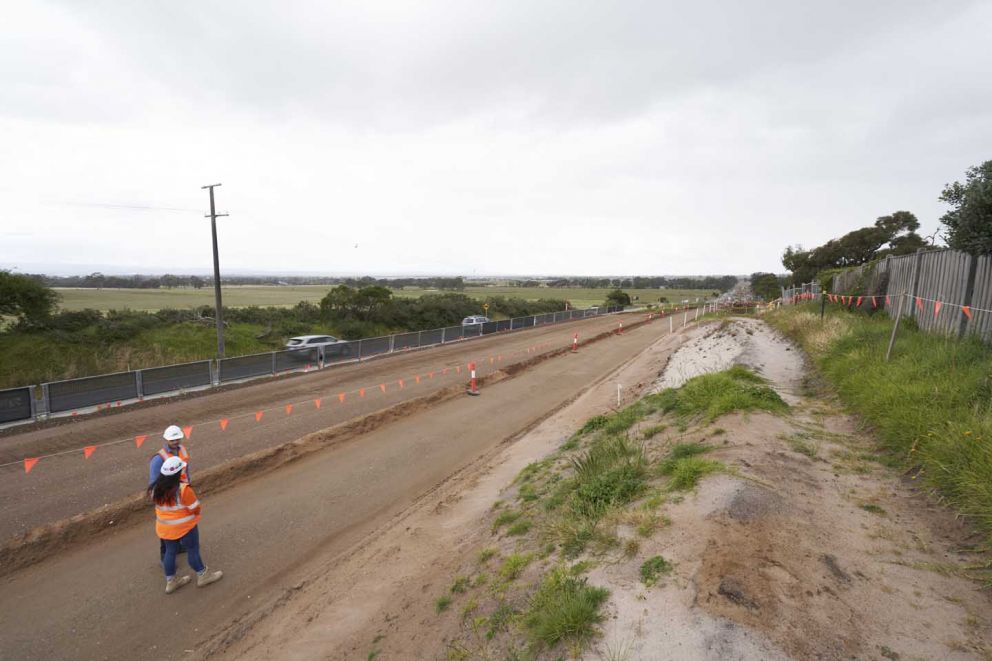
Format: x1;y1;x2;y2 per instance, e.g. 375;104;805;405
915;297;924;311
455;366;461;374
442;368;448;376
338;392;345;403
359;388;366;398
428;371;434;379
135;435;147;449
285;404;293;415
379;383;386;393
415;375;421;384
934;301;942;316
314;398;321;409
498;355;502;362
255;411;264;422
856;296;863;307
220;418;229;431
962;305;973;320
182;425;193;439
489;357;494;366
84;446;97;459
886;295;891;306
398;379;405;389
24;457;39;474
871;297;878;308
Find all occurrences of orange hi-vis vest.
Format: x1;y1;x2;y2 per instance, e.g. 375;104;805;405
155;483;201;540
157;445;190;483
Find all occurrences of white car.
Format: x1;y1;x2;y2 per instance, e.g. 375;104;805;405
461;315;491;326
285;335;352;358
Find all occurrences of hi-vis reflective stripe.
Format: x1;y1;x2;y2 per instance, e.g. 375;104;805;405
156;514;197;525
157;499;199;512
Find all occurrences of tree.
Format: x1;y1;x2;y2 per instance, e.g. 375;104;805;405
319;285;358;319
750;272;782;301
0;271;59;326
190;276;205;289
605;289;631;307
939;160;992;255
782;211;926;283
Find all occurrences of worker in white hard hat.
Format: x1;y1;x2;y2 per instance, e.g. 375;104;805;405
148;425;192;560
150;456;223;594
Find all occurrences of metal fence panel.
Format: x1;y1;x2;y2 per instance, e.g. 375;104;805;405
969;254;992;342
464;324;483;338
481;321;499;335
47;372;138;412
141;361;212;396
393;332;420;351
274;348;318;373
219;352;274;383
496;319;512;332
420;329;444;346
441;326;463;342
0;387;32;423
321;341;359;365
358;336;391;358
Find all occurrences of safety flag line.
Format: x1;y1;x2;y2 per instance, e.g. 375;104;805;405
824;291;992;318
6;323;631;473
219;418;230;431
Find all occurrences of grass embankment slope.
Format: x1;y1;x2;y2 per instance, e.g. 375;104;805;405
767;305;992;543
54;285;714;312
424;367;786;659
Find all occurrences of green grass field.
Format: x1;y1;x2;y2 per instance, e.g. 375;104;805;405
54;285;717;312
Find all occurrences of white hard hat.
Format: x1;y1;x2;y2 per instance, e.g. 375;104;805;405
163;425;185;441
160;456;187;476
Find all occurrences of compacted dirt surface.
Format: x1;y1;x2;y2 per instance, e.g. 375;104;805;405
216;317;992;660
0;311;679;661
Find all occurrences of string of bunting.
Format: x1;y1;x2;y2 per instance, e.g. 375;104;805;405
820;291;990;321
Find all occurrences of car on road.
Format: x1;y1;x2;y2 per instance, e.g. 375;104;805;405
284;335;353;360
461;315;491;326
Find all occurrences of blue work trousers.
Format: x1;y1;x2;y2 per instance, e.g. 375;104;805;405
161;525;206;577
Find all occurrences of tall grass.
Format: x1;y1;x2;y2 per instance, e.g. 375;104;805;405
769;307;992;541
647;365;788;423
523;566;609;648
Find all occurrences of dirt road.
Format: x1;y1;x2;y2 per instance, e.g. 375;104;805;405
0;312;679;661
0;313;639;542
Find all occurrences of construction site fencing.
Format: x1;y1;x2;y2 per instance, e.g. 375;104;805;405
828;248;992;342
4;304;624;426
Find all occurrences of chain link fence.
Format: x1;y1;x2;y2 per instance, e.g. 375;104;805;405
3;305;623;425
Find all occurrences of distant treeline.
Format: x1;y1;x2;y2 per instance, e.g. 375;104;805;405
29;272;738;292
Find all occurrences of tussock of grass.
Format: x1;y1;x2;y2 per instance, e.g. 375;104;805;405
435;595;452;613
641;424;667;440
507;520;532;536
639;555;672;586
782;431;818;457
523;567;609;649
492;509;522;532
770;306;992;543
662;456;723;491
498;553;534;581
648;366;788;423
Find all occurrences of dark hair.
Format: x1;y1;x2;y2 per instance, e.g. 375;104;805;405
151;472;182;506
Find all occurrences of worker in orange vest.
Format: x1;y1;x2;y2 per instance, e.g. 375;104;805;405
148;425;191;560
150;456;223;594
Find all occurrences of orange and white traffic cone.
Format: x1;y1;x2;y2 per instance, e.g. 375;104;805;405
571;333;579;353
466;362;480;396
617;321;624;335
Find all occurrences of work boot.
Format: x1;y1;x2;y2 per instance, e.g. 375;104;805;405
197;568;223;588
165;575;191;594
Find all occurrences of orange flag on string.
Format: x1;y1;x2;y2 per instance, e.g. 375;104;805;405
415;375;421;384
871;297;877;308
856;296;863;307
84;446;97;459
220;418;229;431
442;368;448;376
314;398;321;409
255;411;264;422
379;383;386;393
934;301;942;316
886;295;891;306
338;392;345;403
285;404;293;415
962;305;973;320
398;379;405;389
135;435;147;449
428;372;434;379
182;425;193;439
359;388;365;398
915;297;924;311
24;457;39;474
455;366;461;374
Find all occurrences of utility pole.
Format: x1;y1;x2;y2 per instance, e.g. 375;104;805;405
202;184;228;358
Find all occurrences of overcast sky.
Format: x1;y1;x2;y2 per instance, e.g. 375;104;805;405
2;1;990;277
